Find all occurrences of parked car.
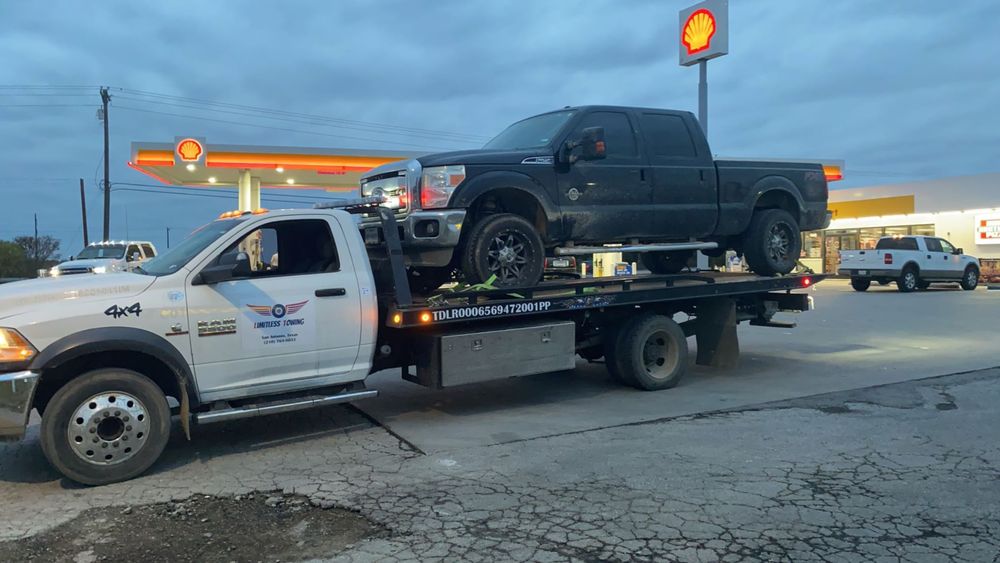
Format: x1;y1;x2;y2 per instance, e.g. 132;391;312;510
838;235;980;292
359;105;830;290
50;241;157;276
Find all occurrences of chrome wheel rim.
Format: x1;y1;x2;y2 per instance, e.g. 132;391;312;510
966;271;977;287
486;230;530;283
903;272;916;289
642;330;679;380
68;391;150;466
766;223;792;263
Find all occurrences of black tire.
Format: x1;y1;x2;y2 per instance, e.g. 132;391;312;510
408;267;451;295
960;266;979;291
917;280;931;290
461;213;544;288
612;314;689;391
897;266;919;293
851;277;871;292
741;209;801;276
40;368;171;486
603;322;634;386
641;251;692;275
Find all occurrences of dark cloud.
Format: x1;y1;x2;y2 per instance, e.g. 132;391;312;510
0;0;997;252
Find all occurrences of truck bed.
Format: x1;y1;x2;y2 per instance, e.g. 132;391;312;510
386;272;820;328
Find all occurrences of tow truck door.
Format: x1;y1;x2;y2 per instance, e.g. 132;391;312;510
185;216;362;400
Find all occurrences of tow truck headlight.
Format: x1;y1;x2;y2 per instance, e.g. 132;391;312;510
0;328;37;368
420;165;465;209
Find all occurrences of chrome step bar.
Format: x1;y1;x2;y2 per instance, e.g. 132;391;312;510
194;389;378;425
554;241;718;256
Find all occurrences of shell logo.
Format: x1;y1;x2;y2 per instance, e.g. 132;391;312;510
176;138;204;162
682;9;716;56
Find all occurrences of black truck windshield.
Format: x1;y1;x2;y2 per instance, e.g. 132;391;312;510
76;245;126;259
140;218;246;276
483;110;575;151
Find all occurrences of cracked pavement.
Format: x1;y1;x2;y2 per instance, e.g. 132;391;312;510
2;366;998;562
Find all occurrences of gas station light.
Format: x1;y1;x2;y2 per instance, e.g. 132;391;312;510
275;166;284;173
208;176;217;184
286;178;295;185
186;163;196;172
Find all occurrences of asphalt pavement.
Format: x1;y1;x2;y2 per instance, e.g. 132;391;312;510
1;279;998;562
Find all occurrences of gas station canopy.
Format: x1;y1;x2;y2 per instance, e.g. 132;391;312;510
129;138;421;210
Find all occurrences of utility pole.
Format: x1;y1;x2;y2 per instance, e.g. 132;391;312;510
79;178;89;246
166;227;171;248
33;213;39;263
100;86;111;241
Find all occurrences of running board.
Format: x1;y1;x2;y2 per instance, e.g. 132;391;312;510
554;241;718;256
194;389;378;424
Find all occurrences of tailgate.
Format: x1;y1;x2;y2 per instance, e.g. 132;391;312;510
838;249;876;268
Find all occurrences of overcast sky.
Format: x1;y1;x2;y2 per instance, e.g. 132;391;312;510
1;0;997;255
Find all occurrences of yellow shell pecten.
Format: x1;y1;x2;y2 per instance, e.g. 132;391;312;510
683;10;716;54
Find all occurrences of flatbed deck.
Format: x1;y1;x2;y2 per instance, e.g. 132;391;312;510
387;272;821;328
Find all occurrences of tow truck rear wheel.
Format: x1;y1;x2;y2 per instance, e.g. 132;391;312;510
40;368;171;486
608;314;689;391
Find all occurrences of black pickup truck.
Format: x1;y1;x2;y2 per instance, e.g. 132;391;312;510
360;105;830;290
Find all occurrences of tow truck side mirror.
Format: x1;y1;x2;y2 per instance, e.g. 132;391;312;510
193;252;252;285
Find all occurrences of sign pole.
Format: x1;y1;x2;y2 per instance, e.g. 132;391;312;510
698;60;708;136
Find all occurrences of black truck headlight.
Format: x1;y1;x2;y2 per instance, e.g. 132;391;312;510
420;166;465;209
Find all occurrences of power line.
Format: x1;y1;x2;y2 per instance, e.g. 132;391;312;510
112;181;348;201
114;104;462;150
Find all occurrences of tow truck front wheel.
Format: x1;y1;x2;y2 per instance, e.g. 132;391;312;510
40;369;171;486
462;213;544;288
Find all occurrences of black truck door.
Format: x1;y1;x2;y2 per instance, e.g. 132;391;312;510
557;110;651;242
638;112;718;238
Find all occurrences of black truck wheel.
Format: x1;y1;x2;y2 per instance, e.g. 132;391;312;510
642;251;691;275
742;209;801;276
609;314;689;391
897;266;919;293
851;277;871;292
960;266;979;290
461;213;544;288
40;368;171;486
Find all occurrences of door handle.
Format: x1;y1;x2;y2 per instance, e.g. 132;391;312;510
699;169;706;181
315;288;346;297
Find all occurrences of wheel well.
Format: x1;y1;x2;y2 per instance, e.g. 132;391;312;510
33;350;183;414
468;188;547;238
902;261;920;274
755;190;800;217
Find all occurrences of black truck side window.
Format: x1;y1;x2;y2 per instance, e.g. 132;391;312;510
574;111;638;159
640;113;697;158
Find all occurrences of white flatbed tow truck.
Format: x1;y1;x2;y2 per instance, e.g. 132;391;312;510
0;199;822;485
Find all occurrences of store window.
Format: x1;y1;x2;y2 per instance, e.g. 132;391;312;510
859;228;883;249
910;224;935;236
801;232;822;258
883;226;909;238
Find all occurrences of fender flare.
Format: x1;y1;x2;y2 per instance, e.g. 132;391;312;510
29;327;198;435
450;171;561;236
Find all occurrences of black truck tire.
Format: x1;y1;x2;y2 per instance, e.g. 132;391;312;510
40;368;171;486
960;266;979;290
897;266;919;293
642;251;691;275
609;314;689;391
741;209;801;276
851;277;871;292
461;213;544;288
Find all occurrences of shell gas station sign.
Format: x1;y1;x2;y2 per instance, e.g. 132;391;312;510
679;0;729;67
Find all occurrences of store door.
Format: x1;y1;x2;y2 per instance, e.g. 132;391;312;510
824;232;859;273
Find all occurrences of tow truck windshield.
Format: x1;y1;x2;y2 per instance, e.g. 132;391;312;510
140;218;246;276
76;244;126;259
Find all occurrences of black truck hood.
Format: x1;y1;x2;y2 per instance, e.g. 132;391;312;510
417;148;549;167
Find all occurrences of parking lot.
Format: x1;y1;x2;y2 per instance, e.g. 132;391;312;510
2;279;999;562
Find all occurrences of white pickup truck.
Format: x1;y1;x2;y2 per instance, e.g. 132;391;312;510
0;200;820;485
838;235;980;292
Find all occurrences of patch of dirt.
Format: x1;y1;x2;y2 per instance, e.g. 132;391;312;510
0;493;384;562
